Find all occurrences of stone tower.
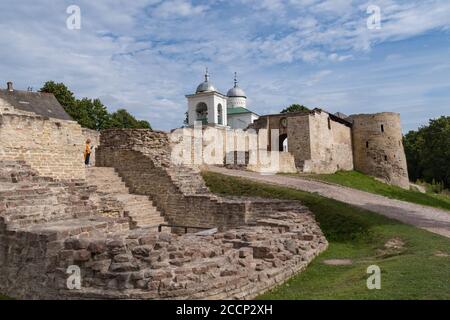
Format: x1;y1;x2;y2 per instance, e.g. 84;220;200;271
348;112;409;189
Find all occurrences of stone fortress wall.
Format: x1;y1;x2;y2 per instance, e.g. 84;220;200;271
0;99;86;181
0;84;410;299
303;110;353;173
348;112;409;189
97;129;296;230
252;109;354;174
172;125;297;173
252;109;409;188
0;122;327;299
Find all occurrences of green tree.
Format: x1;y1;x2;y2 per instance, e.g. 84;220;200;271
40;81;152;130
403;116;450;189
74;98;96;129
110;109;152;129
281;104;310;113
86;98;110;130
137;120;152;129
40;81;78;117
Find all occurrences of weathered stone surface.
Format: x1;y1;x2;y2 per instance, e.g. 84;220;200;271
73;249;91;262
0;130;328;300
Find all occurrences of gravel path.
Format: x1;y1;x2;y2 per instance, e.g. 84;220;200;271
206;166;450;238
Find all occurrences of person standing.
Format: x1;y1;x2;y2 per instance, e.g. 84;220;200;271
84;139;92;167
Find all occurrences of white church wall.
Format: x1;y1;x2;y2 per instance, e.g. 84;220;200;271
213;95;228;126
227;96;246;108
228;113;257;129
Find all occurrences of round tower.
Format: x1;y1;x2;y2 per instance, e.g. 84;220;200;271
348;112;409;189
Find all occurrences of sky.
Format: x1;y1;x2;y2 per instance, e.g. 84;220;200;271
0;0;449;132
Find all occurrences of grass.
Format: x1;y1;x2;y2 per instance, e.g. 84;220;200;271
299;170;450;212
202;171;450;299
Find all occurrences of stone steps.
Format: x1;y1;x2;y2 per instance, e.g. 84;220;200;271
0;161;97;228
86;167;166;229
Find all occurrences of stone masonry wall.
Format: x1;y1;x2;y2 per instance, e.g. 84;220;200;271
253;111;353;173
0;159;327;300
286;115;311;168
306;111;353;173
96;129;255;230
0;112;86;180
56;210;327;300
348;112;409;189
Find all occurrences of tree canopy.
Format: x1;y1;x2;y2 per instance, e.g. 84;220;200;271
403;116;450;188
281;104;310;113
40;81;151;131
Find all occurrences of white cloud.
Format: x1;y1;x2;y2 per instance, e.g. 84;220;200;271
0;0;448;131
152;0;208;18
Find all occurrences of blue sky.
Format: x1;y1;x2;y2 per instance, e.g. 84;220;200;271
0;0;449;132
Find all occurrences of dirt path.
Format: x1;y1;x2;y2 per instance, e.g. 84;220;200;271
206;166;450;238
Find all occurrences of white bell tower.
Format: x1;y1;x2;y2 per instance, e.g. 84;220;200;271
186;69;228;127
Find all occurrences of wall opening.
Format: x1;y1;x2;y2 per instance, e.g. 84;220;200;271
196;102;208;125
217;104;223;125
366;141;369;148
381;124;384;132
279;133;288;152
327;117;331;130
384;155;388;161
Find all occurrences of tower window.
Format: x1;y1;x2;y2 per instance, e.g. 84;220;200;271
327;117;331;130
381;124;384;132
366;141;369;148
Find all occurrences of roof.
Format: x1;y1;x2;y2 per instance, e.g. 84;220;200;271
227;107;258;116
196;81;216;93
334;112;348;119
0;89;72;121
227;86;246;98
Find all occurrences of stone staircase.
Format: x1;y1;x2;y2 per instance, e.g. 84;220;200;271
0;160;95;229
86;167;165;229
165;165;211;195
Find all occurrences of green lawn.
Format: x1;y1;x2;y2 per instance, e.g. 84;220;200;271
299;170;450;212
202;171;450;299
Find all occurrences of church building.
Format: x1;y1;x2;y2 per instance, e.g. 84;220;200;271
186;70;259;129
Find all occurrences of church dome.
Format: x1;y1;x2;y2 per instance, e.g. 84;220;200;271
227;86;246;98
196;69;215;93
196;81;215;93
227;72;246;97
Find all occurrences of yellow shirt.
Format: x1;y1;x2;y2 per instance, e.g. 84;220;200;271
84;144;91;157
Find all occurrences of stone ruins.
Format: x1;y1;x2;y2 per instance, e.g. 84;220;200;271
0;80;410;299
0;83;327;299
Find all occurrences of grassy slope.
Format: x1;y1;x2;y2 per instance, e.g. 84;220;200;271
202;171;450;299
302;171;450;212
